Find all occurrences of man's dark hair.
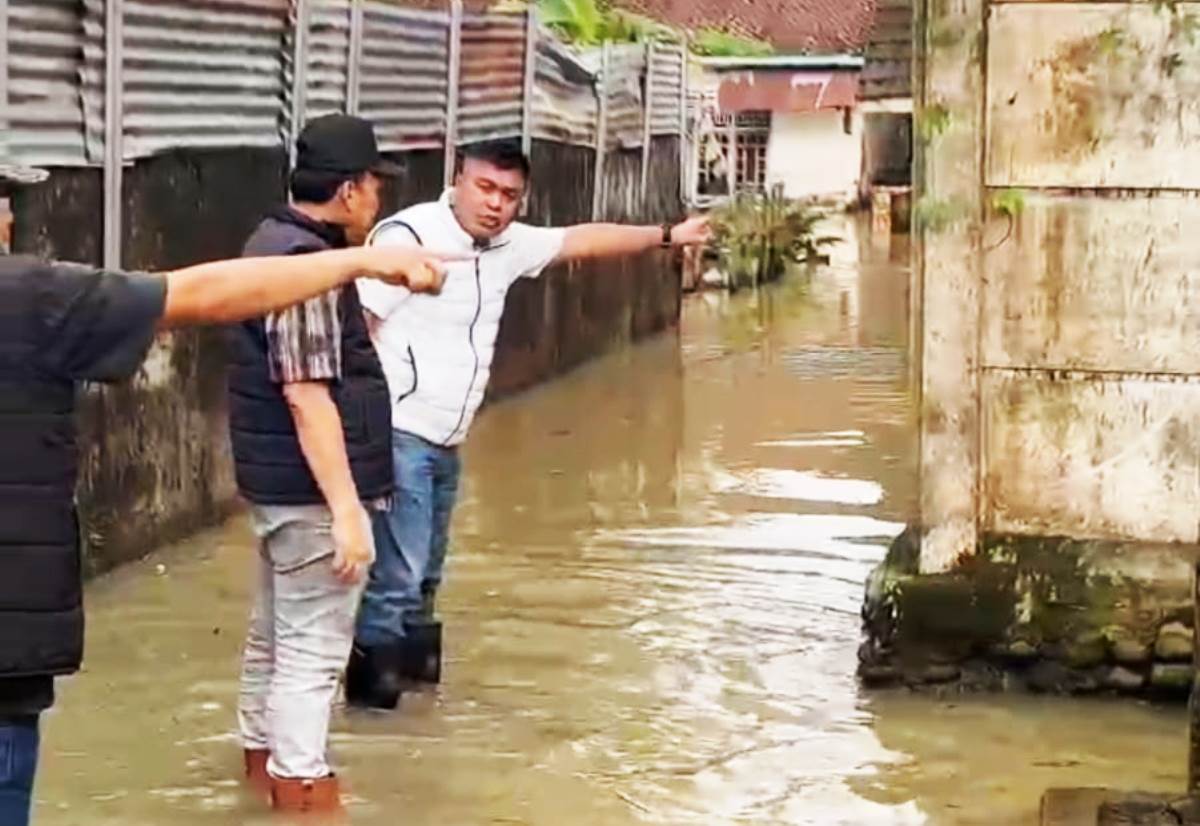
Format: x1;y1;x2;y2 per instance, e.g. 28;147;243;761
459;139;531;181
290;168;364;204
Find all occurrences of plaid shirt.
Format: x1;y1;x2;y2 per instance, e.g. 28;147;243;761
264;288;343;384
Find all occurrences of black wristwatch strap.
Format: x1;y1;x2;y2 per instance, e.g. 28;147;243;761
661;223;673;247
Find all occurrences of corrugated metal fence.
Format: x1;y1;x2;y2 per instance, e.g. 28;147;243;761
119;0;289;159
458;11;525;144
359;3;449;150
4;0;686;165
0;0;689;263
7;0;89;165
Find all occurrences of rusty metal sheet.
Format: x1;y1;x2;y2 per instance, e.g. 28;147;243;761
359;2;450;150
718;69;859;114
987;3;1200;189
604;43;646;149
458;11;525;144
532;34;596;147
983;371;1200;543
649;42;684;135
983;193;1200;375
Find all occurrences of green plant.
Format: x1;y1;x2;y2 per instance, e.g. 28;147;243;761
493;0;771;55
1095;26;1127;58
917;102;952;144
990;188;1026;219
913;196;964;234
540;0;607;44
691;28;774;58
494;0;669;45
929;21;964;50
985;188;1027;250
710;192;838;289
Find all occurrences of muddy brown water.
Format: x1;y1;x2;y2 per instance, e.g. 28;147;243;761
35;221;1184;825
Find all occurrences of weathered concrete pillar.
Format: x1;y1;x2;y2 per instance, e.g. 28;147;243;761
1191;560;1200;795
913;0;985;573
864;0;1200;702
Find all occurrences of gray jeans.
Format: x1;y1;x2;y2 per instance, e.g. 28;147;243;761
238;505;368;779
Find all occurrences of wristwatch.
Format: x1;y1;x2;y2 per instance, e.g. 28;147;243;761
661;223;673;248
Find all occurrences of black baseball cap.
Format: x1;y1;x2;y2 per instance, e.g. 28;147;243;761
295;114;402;177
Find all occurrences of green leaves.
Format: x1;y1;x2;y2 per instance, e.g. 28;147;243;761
913;197;964;233
1095;26;1127;58
710;192;837;288
917;102;952;144
990;188;1027;220
540;0;607;45
496;0;771;53
691;28;774;58
502;0;670;46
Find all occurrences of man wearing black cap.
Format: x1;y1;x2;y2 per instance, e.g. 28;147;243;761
0;158;447;826
228;114;413;813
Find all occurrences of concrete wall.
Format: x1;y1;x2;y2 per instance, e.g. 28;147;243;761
13;148;288;577
766;111;863;203
860;0;1200;697
13;138;683;575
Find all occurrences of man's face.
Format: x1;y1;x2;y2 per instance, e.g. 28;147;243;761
342;172;383;246
453;157;526;242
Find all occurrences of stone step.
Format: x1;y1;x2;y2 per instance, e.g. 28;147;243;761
1041;790;1200;825
1041;788;1114;826
1097;794;1200;824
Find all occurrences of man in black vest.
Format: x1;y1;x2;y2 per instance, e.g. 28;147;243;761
227;115;416;814
0;161;447;826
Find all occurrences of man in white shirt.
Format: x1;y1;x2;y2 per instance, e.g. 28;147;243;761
348;139;709;709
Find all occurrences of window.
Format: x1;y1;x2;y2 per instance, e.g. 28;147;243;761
698;110;772;196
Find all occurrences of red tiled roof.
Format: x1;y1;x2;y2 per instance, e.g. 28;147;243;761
618;0;877;53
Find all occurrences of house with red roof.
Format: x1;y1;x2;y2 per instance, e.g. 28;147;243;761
619;0;877;54
618;0;911;204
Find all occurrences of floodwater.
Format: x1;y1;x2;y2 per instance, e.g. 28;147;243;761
36;220;1185;825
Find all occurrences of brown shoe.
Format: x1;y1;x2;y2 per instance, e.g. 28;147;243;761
243;748;270;792
269;774;343;814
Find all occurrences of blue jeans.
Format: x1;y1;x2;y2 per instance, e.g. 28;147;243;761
0;717;39;826
356;430;461;647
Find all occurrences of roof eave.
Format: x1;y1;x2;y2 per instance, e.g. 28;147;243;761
696;54;865;71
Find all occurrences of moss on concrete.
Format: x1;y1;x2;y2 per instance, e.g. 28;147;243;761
860;526;1199;698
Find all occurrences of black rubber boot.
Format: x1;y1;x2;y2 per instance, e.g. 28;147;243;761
345;643;405;710
420;583;438;621
401;620;442;684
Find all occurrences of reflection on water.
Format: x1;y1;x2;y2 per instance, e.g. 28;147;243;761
35;219;1184;825
713;469;885;505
